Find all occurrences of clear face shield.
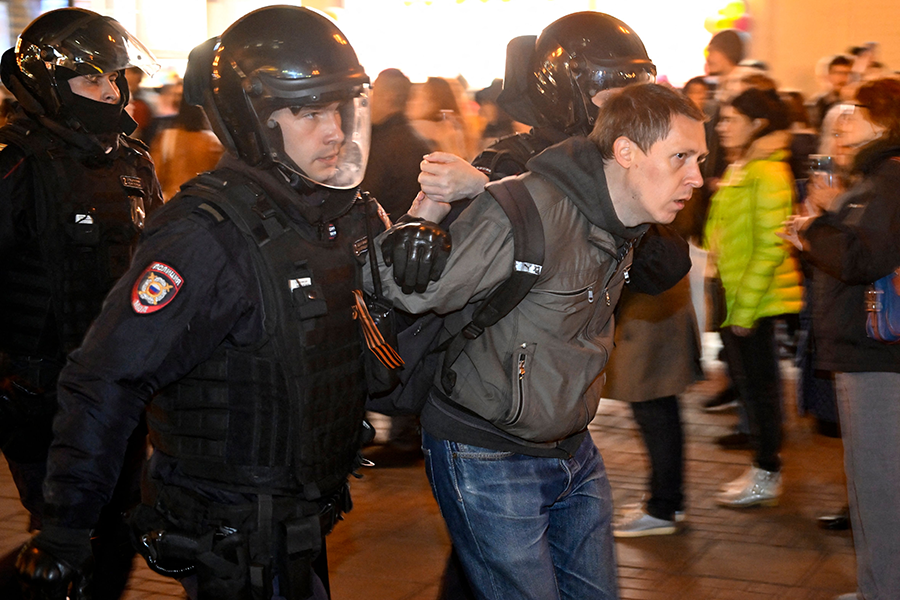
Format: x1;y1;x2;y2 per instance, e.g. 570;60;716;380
317;89;370;189
266;85;371;190
17;16;159;78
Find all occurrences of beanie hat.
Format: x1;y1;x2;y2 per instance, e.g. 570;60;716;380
708;30;746;66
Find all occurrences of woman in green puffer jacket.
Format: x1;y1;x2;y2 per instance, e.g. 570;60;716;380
705;87;803;508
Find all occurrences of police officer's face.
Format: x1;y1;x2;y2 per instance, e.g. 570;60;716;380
68;72;121;105
269;101;345;182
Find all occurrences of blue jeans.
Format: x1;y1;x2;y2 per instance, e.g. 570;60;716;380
422;430;618;600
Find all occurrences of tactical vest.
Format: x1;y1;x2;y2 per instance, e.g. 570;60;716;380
147;172;373;501
0;119;155;384
471;128;566;182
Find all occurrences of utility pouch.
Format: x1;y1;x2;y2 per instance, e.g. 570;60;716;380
355;193;403;394
64;209;101;246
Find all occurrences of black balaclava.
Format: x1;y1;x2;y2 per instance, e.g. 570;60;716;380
55;68;133;135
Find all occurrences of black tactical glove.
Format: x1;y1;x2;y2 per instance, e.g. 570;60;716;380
16;526;93;600
381;218;452;294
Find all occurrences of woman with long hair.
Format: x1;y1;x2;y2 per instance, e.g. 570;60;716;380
705;87;803;507
782;77;900;600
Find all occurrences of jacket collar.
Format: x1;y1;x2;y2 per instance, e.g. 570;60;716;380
527;135;647;250
720;130;791;186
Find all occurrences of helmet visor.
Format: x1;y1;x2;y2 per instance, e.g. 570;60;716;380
318;91;370;189
21;16;158;77
575;62;656;99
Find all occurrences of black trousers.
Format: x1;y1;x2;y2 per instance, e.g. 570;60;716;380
720;317;784;472
630;395;684;521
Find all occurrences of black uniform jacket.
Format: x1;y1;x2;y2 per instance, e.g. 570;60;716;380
42;155;359;529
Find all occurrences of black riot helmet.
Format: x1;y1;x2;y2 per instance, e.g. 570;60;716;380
0;8;158;126
505;12;656;137
184;6;371;189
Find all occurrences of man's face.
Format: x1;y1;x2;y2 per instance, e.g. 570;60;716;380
622;114;707;225
68;72;121;105
705;48;732;77
269;101;345;182
828;65;852;92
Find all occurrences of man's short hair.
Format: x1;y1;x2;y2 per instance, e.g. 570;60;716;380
589;83;706;160
374;68;413;106
829;55;853;71
707;30;746;66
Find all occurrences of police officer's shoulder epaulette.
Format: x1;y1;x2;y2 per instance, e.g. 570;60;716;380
122;134;150;152
194;201;228;225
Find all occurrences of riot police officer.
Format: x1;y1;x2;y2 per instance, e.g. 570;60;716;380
15;6;382;600
0;8;161;599
418;11;657;202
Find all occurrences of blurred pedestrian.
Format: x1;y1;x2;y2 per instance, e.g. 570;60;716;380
781;77;900;600
706;87;803;508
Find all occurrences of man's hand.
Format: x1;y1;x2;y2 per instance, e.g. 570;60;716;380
381;219;451;294
418;152;489;203
16;527;93;600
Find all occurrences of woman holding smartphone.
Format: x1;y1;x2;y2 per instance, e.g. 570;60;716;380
781;77;900;600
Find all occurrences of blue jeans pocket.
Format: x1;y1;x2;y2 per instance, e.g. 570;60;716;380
451;442;516;460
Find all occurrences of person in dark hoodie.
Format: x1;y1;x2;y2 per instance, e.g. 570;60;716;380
365;83;707;600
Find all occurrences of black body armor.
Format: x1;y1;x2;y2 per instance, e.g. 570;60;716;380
0;116;155;383
147;171;373;501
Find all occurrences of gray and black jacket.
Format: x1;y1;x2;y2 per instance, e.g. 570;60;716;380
368;136;647;457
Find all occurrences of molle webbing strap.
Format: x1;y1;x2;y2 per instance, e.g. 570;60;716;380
440;177;544;393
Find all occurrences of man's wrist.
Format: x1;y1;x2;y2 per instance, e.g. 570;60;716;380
409;194;451;223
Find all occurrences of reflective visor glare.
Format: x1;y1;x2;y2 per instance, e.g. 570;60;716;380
46;20;158;76
579;68;655;97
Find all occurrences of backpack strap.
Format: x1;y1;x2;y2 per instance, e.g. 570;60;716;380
440;177;544;393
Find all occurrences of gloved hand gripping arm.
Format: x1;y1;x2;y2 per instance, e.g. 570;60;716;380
380;215;452;295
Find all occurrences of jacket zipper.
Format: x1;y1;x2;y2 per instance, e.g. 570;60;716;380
514;344;527;424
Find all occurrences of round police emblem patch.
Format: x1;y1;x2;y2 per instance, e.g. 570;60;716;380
131;262;184;314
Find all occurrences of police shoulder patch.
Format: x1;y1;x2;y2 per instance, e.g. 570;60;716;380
132;262;184;314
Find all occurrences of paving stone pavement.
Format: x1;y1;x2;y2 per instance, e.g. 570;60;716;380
0;346;856;599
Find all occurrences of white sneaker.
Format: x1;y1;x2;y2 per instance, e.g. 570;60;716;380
716;466;781;507
613;505;678;538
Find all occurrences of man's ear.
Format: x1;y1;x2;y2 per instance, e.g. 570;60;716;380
613;136;635;169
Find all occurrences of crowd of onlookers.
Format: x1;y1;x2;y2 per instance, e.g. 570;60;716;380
1;9;897;598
